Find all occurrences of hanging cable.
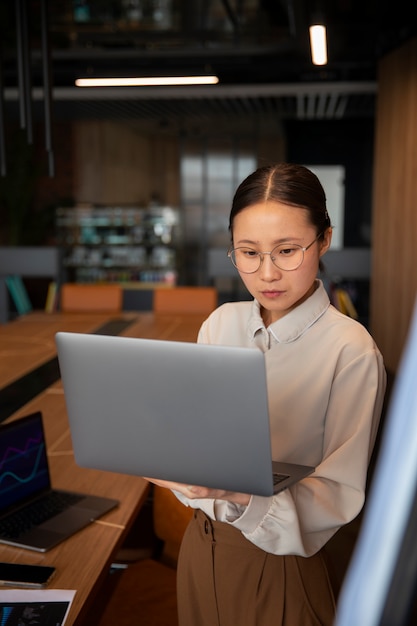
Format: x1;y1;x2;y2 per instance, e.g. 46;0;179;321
0;42;6;176
40;0;55;177
16;0;33;144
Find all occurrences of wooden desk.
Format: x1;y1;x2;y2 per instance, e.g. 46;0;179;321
0;311;206;625
0;312;132;388
0;311;204;389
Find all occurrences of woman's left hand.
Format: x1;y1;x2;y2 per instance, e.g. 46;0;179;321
144;476;251;506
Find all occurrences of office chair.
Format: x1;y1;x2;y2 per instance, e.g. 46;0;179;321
153;286;218;314
60;283;123;313
96;486;193;626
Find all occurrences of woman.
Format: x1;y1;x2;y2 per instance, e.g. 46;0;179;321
148;163;386;625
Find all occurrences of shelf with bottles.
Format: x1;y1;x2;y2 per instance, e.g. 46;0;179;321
72;266;178;284
56;205;181;285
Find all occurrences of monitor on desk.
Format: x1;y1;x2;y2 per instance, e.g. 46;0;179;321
336;298;417;626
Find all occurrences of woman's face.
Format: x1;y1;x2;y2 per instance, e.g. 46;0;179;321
232;201;332;325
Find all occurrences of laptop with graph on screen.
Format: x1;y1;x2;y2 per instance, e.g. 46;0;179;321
56;331;315;497
0;412;118;552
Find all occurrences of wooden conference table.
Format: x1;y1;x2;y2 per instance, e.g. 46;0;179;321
0;310;206;625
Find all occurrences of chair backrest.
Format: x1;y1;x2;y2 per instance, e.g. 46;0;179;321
152;485;193;566
60;283;123;313
153;286;218;314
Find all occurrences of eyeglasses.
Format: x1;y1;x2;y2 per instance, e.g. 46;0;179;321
227;233;323;273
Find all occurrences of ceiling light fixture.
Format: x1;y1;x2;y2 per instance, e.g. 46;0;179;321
309;24;328;66
75;76;220;87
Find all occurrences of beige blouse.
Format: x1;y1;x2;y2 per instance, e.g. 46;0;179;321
175;280;386;557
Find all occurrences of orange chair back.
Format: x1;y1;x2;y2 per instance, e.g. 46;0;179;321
153;286;217;314
60;283;123;313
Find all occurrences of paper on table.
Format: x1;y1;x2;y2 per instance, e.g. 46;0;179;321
0;589;76;625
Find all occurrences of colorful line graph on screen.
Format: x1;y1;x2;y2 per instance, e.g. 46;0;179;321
0;414;50;510
0;434;42;470
0;434;44;486
0;446;45;486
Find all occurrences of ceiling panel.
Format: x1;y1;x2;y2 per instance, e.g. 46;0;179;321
1;0;414;131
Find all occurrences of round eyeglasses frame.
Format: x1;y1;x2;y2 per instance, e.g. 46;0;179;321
227;232;323;274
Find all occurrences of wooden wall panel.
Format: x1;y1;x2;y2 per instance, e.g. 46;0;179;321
100;123;151;204
149;135;180;206
73;120;151;204
73;120;104;202
73;121;180;206
371;38;417;371
257;135;286;166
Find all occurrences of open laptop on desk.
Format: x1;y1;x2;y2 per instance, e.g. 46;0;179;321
0;412;118;552
56;332;315;497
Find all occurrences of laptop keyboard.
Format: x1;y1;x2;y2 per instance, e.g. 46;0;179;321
0;491;84;540
273;473;289;486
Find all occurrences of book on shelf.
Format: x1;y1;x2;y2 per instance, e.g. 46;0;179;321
45;281;59;313
5;275;33;315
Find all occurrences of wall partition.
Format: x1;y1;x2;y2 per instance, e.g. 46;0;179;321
370;37;417;373
179;135;256;287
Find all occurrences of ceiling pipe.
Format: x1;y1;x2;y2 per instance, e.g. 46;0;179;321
4;81;374;101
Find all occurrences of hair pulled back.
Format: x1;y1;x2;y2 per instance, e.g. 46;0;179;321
229;163;331;241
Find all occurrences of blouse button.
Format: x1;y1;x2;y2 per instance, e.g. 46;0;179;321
204;520;209;534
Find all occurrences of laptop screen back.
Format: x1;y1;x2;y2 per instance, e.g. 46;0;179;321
0;413;50;513
56;332;277;496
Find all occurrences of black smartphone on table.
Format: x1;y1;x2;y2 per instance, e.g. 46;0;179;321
0;562;56;588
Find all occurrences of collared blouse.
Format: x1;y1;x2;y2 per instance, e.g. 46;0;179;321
175;280;386;556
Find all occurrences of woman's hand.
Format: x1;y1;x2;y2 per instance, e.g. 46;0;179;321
144;477;251;506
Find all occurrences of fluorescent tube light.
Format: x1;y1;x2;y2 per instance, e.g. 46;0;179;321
309;24;328;66
75;76;219;87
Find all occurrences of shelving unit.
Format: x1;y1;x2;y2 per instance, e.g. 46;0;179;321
56;206;181;285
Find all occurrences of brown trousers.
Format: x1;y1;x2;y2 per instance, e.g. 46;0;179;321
177;510;336;626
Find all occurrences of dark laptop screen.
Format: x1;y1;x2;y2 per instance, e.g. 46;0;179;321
0;412;50;513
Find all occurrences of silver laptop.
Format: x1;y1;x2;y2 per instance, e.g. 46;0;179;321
0;411;118;552
56;332;314;497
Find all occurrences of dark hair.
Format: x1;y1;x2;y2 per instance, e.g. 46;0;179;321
229;163;331;241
